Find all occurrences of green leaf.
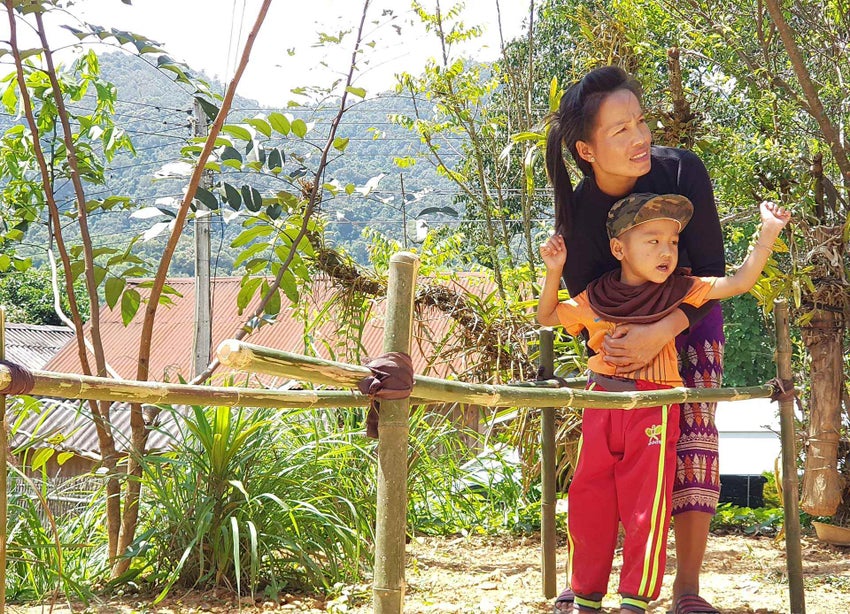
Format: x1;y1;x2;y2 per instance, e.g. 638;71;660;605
291;118;307;138
333;137;350;151
195;97;220;122
32;448;54;472
105;277;126;309
245;117;272;137
264;286;281;316
418;206;458;217
249;187;263;212
93;265;108;288
268;112;291;135
194;186;219;210
279;270;299;302
237;277;263;313
240;185;254;211
222;124;252;141
231;225;274;248
232;242;269;269
221;146;242;163
266;203;282;219
346;86;367;98
121;288;141;325
393;156;416;168
267;148;283;171
223;183;242;210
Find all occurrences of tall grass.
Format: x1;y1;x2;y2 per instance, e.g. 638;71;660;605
130;401;534;599
6;395;537;602
132;403;377;599
5;396;109;604
406;404;535;535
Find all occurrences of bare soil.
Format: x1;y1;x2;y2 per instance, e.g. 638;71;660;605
11;533;849;613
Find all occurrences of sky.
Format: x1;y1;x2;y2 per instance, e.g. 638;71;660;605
18;0;534;106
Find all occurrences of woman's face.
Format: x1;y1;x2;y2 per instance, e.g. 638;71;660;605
577;89;652;195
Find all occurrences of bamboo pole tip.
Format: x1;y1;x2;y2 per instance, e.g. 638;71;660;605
390;251;419;266
215;339;252;369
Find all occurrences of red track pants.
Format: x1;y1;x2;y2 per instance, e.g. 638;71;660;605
567;379;680;608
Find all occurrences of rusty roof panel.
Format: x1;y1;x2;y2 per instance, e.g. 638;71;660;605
44;274;495;383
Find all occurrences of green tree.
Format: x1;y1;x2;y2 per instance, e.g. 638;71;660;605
1;0;377;582
513;0;848;517
0;268;89;325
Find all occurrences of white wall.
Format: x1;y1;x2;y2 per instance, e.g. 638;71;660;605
715;397;782;475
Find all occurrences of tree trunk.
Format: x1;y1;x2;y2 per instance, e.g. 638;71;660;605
800;309;846;516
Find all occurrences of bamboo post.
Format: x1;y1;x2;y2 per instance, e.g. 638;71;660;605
1;306;7;610
374;252;419;614
538;328;557;598
774;299;805;613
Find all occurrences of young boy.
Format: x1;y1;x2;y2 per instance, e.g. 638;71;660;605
537;193;791;613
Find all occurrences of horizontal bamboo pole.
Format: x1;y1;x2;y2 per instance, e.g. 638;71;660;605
217;340;777;408
0;365;369;408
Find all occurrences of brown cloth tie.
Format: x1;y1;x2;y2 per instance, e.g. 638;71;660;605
358;352;414;438
767;377;796;402
0;360;35;395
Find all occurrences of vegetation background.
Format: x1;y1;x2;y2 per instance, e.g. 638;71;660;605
0;0;847;610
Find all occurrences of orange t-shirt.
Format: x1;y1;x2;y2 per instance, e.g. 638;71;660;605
556;277;716;387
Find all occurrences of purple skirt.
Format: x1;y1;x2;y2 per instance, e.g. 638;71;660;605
672;303;724;515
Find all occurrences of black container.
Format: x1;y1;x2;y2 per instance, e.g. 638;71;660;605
719;474;767;508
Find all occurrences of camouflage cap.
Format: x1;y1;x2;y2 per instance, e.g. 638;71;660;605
606;192;694;239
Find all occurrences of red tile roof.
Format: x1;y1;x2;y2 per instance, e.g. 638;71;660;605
45;274;494;384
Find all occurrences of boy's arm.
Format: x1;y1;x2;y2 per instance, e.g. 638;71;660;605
537;234;567;326
708;201;791;300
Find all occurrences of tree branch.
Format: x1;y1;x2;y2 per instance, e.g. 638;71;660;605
764;0;850;194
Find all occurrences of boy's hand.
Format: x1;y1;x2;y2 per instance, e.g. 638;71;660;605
539;234;567;271
759;201;791;239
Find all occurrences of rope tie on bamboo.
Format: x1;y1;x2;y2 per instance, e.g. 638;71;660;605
357;352;414;439
767;377;796;402
0;360;36;395
534;364;572;387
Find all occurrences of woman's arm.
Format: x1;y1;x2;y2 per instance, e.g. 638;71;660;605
600;309;690;374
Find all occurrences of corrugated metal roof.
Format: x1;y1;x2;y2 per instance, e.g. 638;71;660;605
4;323;75;369
9;397;185;459
45;274;495;383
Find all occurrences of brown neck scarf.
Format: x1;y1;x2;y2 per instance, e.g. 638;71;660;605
585;269;695;324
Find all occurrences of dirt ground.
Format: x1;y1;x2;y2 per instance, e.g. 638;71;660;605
12;532;849;613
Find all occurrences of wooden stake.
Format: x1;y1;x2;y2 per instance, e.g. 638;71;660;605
774;299;806;614
374;252;418;614
538;328;557;599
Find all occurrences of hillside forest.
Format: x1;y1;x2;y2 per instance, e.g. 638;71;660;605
0;0;848;607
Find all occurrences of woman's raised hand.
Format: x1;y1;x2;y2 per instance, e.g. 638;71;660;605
539;234;567;272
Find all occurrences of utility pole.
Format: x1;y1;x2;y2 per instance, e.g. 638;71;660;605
192;99;212;378
399;173;408;249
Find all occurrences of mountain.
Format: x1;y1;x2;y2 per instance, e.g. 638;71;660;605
1;50;462;275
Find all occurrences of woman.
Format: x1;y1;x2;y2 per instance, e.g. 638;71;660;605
546;66;724;614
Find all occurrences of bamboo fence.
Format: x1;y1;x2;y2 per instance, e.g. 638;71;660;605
0;256;806;613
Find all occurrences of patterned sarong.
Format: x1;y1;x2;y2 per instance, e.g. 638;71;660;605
672;303;724;514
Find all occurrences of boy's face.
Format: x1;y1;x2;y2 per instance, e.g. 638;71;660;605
610;218;680;286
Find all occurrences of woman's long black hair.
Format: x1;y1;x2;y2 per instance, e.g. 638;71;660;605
545;66;642;235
